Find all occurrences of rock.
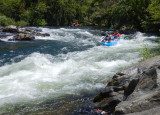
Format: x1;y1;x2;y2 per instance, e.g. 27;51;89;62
93;56;160;115
2;25;19;33
34;32;50;37
96;94;124;113
93;87;112;103
115;59;160;114
11;33;35;41
18;28;50;37
1;25;50;41
123;77;139;100
93;86;124;103
19;28;48;36
126;106;160;115
109;92;119;97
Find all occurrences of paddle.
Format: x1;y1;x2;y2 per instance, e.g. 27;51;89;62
106;25;113;33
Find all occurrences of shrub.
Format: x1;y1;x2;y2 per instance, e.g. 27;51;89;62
16;20;28;26
139;44;157;60
139;44;152;60
0;15;15;26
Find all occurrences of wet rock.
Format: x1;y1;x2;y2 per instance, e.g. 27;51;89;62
96;94;124;113
35;33;50;37
93;86;124;103
19;28;50;37
2;25;19;33
11;33;35;41
93;87;112;103
1;25;50;41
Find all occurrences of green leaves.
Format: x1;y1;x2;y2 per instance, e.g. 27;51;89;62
0;0;159;32
147;0;160;24
0;15;15;26
28;2;47;26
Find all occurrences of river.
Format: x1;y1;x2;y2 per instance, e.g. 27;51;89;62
0;27;159;114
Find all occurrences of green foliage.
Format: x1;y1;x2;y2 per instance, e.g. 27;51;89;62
45;0;92;26
16;20;28;26
139;44;152;60
89;0;115;26
139;44;158;60
146;0;160;32
113;0;151;30
148;0;160;24
0;0;25;21
0;0;159;33
27;2;47;26
0;15;15;26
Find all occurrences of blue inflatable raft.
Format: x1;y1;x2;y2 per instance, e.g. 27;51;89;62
100;40;119;46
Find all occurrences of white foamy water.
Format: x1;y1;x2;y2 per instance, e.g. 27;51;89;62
0;27;159;114
34;27;98;45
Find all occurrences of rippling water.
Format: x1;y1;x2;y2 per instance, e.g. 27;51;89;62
0;27;159;114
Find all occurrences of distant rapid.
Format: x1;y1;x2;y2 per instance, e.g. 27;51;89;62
0;27;159;114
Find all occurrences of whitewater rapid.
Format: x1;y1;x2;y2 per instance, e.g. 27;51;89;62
0;27;159;114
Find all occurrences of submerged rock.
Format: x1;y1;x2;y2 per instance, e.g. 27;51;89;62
93;55;160;114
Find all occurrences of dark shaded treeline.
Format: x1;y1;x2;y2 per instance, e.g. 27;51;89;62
0;0;159;33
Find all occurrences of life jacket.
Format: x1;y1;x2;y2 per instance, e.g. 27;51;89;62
75;23;80;26
113;33;120;39
113;33;120;37
105;35;111;40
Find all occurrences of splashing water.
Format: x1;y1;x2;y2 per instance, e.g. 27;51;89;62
0;27;159;114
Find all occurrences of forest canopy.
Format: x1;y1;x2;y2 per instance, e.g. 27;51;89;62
0;0;159;32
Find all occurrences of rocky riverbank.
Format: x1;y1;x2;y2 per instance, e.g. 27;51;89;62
0;25;50;41
93;55;160;115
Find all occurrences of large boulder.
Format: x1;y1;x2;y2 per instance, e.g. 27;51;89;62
114;65;160;114
93;56;160;114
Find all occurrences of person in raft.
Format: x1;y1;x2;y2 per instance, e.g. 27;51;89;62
75;22;80;27
112;30;121;39
101;32;111;43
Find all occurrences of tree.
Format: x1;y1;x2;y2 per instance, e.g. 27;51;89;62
0;0;25;21
27;2;47;26
146;0;160;32
112;0;151;30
